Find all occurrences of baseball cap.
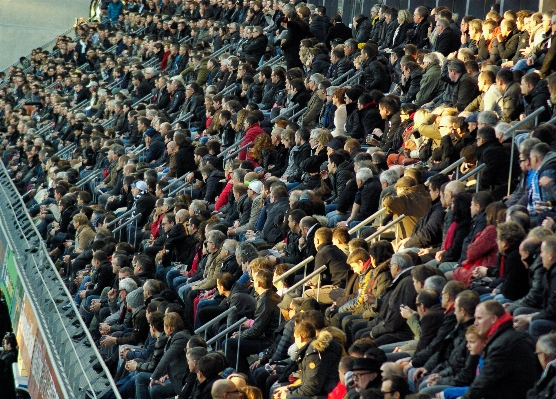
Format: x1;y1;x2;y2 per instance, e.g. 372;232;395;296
248;180;262;194
131;180;147;192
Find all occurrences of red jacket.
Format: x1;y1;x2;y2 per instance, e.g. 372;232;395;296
239;123;265;160
214;179;232;211
327;381;346;399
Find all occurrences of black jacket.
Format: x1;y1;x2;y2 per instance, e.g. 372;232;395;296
336;177;358;214
405;198;445;248
434;27;460;56
310;14;332;42
289;330;342;397
165;86;185;115
524;79;551;124
360;55;390;92
354;17;373;42
175;141;196;178
315;242;350;287
328;161;354;204
408;19;430;48
486;244;530;301
262;197;289;244
412;309;457;367
202;169;225;204
370;267;417;340
355;178;382;221
532;262;556;323
462;320;540;399
239;289;280;340
527;361;556;399
324;22;352;49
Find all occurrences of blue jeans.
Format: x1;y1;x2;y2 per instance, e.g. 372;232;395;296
165;267;184;289
529;319;556;340
74;276;91;306
513;58;536;73
327;210;349;227
325;203;338;214
285;182;300;191
177;283;192;302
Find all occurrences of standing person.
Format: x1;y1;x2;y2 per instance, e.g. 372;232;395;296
0;333;17;399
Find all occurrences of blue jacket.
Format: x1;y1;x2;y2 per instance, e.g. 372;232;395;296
145;131;165;163
107;0;123;22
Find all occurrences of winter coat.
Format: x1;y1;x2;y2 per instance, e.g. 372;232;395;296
354;178;382;221
498;81;523;122
115;306;149;346
151;330;191;395
311;53;331;76
325;22;352;49
462;319;540;399
415;63;444;107
405;198;445;248
438;219;471;263
360;55;390;92
175;141;196;178
315;242;350;287
328;161;354;204
336;177;359;214
399;67;423;104
262;197;289;244
380;20;399;49
524;79;551;126
476;138;513;191
382;185;431;239
412;309;457;367
508;256;545;313
136;334;169;373
239;123;265;160
310;14;331;42
354;17;373;43
486;244;530;300
452;73;479;112
532;262;556;323
434;27;460;56
527;360;556;399
408;19;430;48
289;331;342;397
240;289;280;340
370;267;417;340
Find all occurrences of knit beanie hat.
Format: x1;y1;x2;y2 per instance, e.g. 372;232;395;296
126;288;144;309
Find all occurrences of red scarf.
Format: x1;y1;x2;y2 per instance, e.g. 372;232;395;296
499;255;506;277
487;312;513;339
444;303;454;314
443;221;458;250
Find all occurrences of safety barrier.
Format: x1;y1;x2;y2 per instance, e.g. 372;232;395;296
459;163;486;192
348;208;387;235
365;215;406;243
425;157;466;185
0;161;120;398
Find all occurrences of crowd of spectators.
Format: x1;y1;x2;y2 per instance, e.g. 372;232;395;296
6;0;556;399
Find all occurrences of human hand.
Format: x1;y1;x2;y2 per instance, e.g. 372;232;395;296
539;176;553;187
78;290;87;299
100;335;117;347
542;217;555;229
120;347;131;359
472;266;487;278
513;314;533;331
249;359;261;370
400;305;416;319
107;288;117;301
413;367;428;381
126;359;137;372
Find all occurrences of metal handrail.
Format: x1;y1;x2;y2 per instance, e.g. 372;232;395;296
291;107;308;122
425;157;466;185
106;209;134;228
217;137;243;158
70;99;89;112
284;265;327;295
331;69;354;85
348;208;387;235
256;55;281;71
206;317;248;346
458;163;486;182
112;213;141;234
194;306;237;335
76;168;104;187
132;93;154;108
344;70;363;85
271;104;298;123
213;43;232;58
168;181;193;197
223;141;252;161
506;106;547;196
162;178;183;192
55;142;76;157
365;215;406;243
272;256;315;284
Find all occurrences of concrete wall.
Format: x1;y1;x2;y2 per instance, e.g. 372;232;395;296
0;0;90;70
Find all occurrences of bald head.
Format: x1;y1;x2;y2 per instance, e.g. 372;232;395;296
211;379;237;399
444;181;465;207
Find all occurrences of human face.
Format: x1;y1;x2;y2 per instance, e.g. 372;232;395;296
540;241;556;270
381;379;397;398
518;152;531;173
413;10;422;23
521;80;533;96
379;106;388;120
474;304;496;336
162;217;173;233
454;297;465;323
448;68;458;82
470;200;480;217
353;370;375;390
466;333;486;356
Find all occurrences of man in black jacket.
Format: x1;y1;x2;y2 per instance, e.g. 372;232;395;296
408;6;430;49
165;78;186;117
224;269;280;375
433;19;460;57
401;173;450;250
411;290;479;394
303;227;350;304
461;300;540;399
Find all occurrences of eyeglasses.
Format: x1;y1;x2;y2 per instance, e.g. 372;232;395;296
519;158;528;163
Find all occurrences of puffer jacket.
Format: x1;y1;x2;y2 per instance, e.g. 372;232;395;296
360;55;390;92
289;330;343;397
328;161;354;204
136;334;170;372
